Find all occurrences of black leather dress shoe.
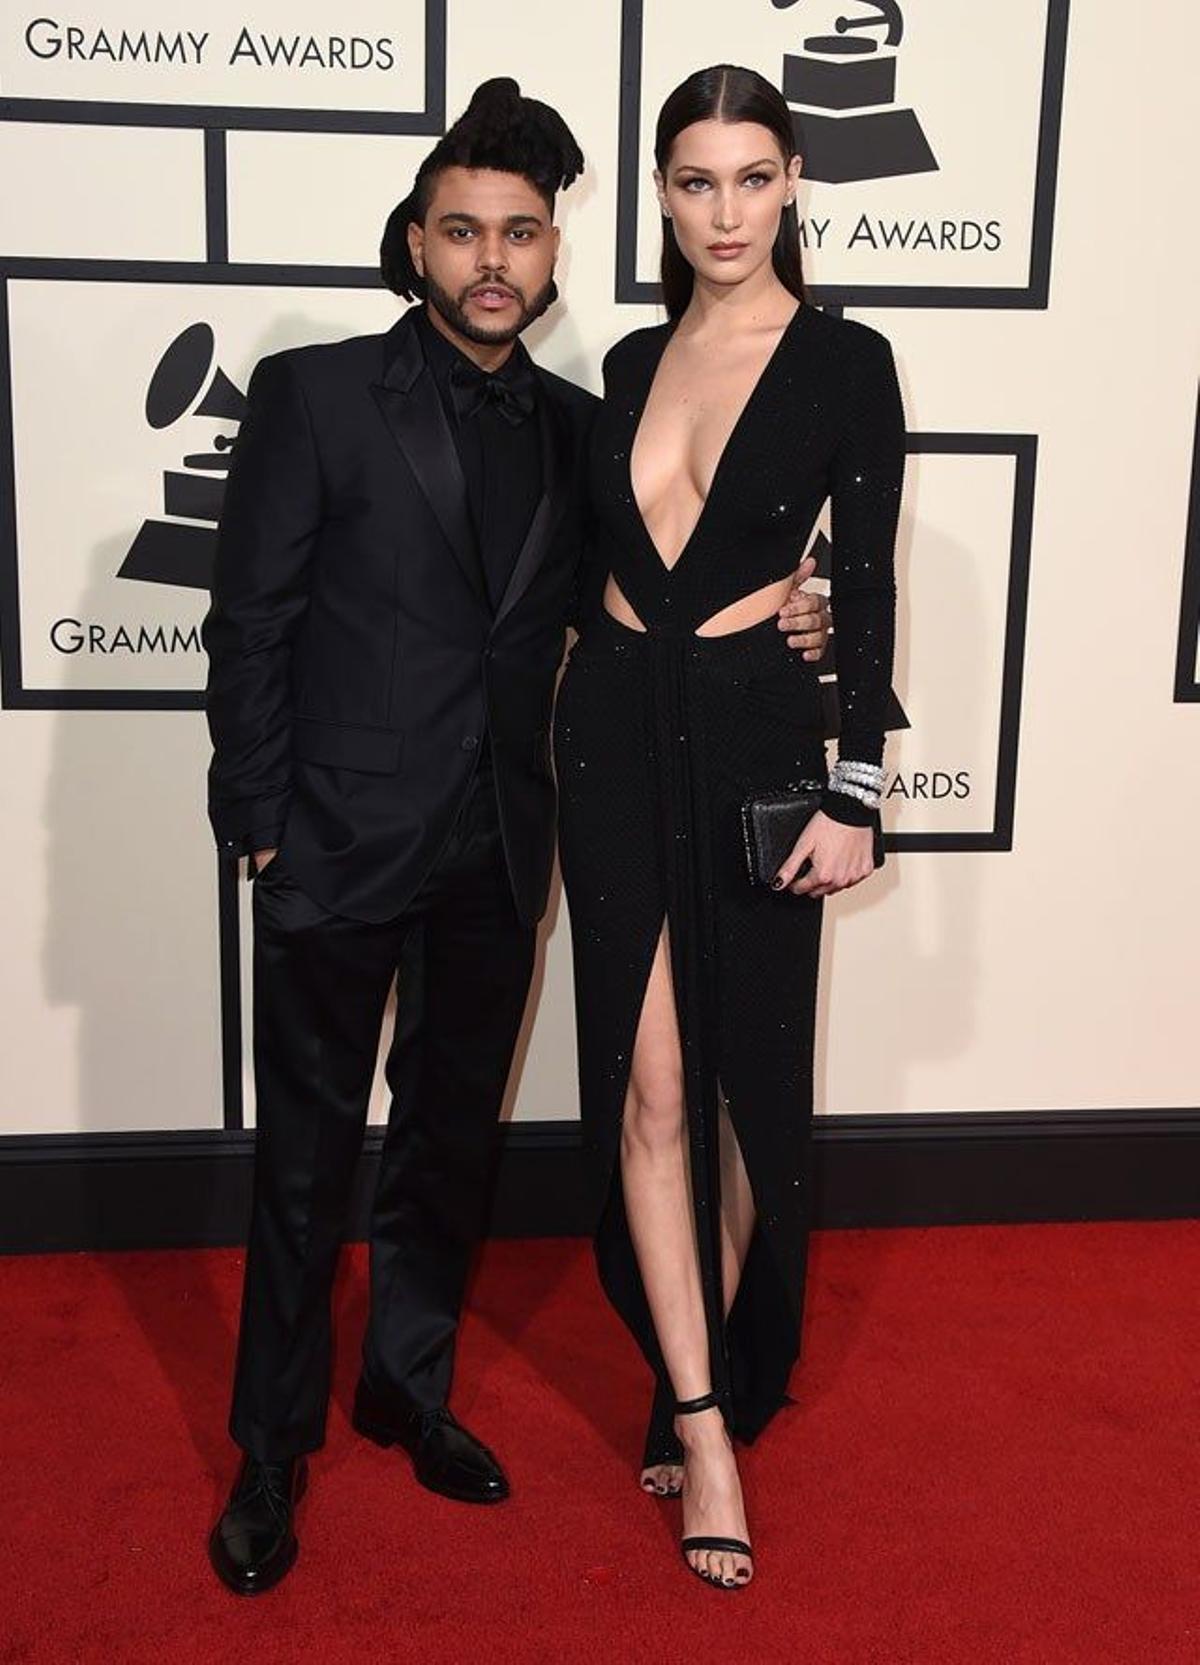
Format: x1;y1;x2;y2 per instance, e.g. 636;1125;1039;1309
208;1455;307;1595
352;1378;509;1504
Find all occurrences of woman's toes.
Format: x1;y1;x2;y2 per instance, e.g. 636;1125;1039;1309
736;1558;752;1584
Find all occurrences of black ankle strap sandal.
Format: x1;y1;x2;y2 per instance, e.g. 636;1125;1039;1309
675;1390;723;1416
675;1391;753;1589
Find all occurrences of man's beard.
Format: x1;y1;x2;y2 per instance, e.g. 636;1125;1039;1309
424;270;556;346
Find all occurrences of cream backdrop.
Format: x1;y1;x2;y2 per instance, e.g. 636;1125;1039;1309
0;2;1197;1141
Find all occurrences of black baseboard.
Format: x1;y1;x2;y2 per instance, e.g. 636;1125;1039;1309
1;1111;1196;1254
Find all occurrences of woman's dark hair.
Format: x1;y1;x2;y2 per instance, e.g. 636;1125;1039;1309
380;77;584;300
655;64;805;321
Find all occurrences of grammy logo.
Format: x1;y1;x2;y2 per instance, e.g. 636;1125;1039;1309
773;1;938;184
117;322;247;591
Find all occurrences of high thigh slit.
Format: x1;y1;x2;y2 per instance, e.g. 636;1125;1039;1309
555;306;905;1442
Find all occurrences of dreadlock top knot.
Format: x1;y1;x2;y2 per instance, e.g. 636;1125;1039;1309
380;77;586;298
466;76;522;114
452;76;584;193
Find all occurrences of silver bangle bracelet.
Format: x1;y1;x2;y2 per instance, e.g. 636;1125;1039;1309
832;759;886;784
829;760;886;807
827;779;881;810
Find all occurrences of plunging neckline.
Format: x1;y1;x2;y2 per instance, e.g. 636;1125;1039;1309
627;303;806;576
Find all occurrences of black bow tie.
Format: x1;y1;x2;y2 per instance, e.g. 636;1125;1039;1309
449;354;537;427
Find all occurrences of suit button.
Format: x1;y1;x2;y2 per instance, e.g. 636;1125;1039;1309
461;736;479;751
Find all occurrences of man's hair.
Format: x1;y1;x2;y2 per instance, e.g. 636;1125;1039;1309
380;78;584;300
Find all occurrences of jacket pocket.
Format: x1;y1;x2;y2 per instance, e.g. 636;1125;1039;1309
292;717;403;774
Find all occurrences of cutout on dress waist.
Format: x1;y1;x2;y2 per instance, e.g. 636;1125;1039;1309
694;575;795;638
602;574;800;639
602;576;648;632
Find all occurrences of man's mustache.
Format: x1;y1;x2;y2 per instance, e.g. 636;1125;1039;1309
461;279;523;303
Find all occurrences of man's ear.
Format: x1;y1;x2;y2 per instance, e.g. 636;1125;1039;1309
406;218;425;279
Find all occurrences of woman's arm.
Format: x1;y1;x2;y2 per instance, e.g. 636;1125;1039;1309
821;328;906;825
775;330;906;895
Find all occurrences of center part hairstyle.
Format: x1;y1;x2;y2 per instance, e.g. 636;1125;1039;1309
380;77;585;301
655;64;807;321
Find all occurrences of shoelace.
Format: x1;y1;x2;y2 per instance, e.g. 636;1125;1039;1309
237;1462;292;1525
417;1407;455;1437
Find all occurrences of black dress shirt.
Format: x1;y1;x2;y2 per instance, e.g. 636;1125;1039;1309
415;306;543;610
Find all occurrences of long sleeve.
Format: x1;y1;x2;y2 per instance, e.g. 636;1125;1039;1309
822;331;905;827
202;352;323;856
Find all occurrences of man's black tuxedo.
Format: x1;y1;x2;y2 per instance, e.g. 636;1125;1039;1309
203;309;597;1461
204;308;597;925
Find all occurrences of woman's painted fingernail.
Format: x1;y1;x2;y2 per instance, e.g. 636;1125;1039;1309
772;876;786;890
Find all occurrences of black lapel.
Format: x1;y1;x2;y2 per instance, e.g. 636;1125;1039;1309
369;313;489;611
493;375;573;629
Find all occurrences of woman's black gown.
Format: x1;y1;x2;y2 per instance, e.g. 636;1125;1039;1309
554;305;904;1443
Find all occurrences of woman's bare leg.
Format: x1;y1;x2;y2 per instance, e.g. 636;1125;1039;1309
621;929;752;1586
643;1099;756;1495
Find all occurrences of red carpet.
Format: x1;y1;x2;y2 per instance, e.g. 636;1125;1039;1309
2;1223;1196;1664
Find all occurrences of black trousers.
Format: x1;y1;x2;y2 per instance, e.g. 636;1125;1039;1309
229;768;536;1462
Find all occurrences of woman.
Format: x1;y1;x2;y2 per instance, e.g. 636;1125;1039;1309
554;64;904;1589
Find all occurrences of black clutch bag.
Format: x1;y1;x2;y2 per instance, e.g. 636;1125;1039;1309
741;783;885;888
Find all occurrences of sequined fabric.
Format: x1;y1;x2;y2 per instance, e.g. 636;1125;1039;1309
554;306;904;1440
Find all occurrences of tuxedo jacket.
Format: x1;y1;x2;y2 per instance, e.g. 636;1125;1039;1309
203;309;598;925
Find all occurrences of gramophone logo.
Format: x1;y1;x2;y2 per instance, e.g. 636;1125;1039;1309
774;0;937;184
117;323;246;592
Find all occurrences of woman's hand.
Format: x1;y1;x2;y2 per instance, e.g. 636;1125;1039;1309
773;812;875;898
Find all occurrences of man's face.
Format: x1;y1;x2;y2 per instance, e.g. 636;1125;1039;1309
407;167;561;346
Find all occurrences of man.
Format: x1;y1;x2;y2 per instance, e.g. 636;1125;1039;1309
203;78;830;1595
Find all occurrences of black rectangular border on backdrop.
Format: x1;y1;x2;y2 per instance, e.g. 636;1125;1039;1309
888;433;1036;854
1173;384;1200;703
615;0;1071;310
0;1;447;135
